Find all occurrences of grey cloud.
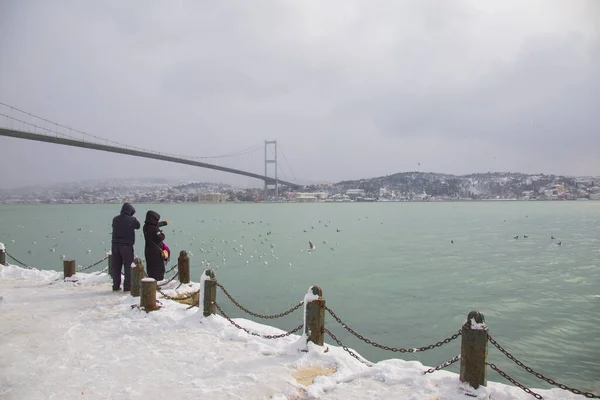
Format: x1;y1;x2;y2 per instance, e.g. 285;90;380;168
0;0;598;189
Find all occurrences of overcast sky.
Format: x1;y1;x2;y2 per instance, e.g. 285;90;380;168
1;0;598;189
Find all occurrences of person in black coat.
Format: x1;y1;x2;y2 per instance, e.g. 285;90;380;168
143;210;169;281
111;202;141;291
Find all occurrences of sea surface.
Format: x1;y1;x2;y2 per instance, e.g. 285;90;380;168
1;202;599;393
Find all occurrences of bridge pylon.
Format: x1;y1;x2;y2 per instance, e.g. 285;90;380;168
264;140;278;201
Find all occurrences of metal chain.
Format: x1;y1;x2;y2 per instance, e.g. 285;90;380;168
325;306;461;352
157;287;198;301
324;328;373;366
77;256;108;272
165;263;178;275
488;335;599;398
423;354;460;374
214;301;304;339
157;271;179;288
95;266;108;275
5;252;35;270
49;256;107;281
216;282;304;319
487;363;543;399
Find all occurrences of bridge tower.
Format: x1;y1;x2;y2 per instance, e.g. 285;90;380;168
264;140;278;201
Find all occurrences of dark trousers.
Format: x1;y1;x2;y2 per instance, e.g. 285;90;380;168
111;243;134;291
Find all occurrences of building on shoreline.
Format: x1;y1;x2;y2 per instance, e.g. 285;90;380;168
294;192;328;203
345;189;365;200
198;193;229;203
2;173;599;204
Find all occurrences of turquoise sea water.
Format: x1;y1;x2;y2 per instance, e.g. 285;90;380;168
1;202;599;393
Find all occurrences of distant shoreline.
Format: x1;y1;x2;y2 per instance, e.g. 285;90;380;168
0;199;596;206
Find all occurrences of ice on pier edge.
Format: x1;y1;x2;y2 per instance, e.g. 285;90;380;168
0;263;587;400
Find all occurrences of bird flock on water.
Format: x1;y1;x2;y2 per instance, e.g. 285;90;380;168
5;213;564;269
5;216;354;269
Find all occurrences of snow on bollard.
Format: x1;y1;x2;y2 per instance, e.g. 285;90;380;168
178;250;190;284
0;242;6;266
131;258;145;297
200;269;216;317
140;277;158;311
304;286;325;346
63;259;76;278
460;310;488;389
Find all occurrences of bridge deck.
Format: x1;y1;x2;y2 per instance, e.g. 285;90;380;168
0;128;300;188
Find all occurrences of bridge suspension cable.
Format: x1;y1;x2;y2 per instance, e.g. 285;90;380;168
264;143;296;188
0;102;301;188
0;102;261;161
278;144;299;185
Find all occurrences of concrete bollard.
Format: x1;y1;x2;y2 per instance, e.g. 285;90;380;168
140;278;157;311
0;242;6;266
178;250;190;284
131;258;145;297
63;260;76;278
460;310;488;389
202;269;216;317
306;286;325;346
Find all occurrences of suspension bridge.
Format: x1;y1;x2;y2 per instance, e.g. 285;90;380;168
0;102;302;194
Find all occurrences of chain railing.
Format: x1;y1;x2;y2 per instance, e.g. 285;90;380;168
424;355;461;375
165;262;178;275
76;256;109;273
157;271;179;288
5;252;36;270
96;266;109;275
157;287;198;302
5;251;108;275
325;305;462;353
214;301;304;339
216;282;304;319
488;335;600;399
323;328;373;366
487;363;543;399
163;278;599;399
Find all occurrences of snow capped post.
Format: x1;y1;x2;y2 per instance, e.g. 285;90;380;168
305;286;325;346
178;250;190;284
201;269;216;317
140;278;157;311
459;310;488;389
131;258;145;297
63;259;76;278
0;242;6;266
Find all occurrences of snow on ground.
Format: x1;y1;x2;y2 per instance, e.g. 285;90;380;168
0;264;588;400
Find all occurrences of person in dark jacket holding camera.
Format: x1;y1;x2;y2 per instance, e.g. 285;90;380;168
143;210;169;281
111;202;141;291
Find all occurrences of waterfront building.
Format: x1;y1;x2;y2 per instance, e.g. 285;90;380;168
198;193;229;203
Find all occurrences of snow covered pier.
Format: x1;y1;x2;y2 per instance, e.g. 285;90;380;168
1;242;599;399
